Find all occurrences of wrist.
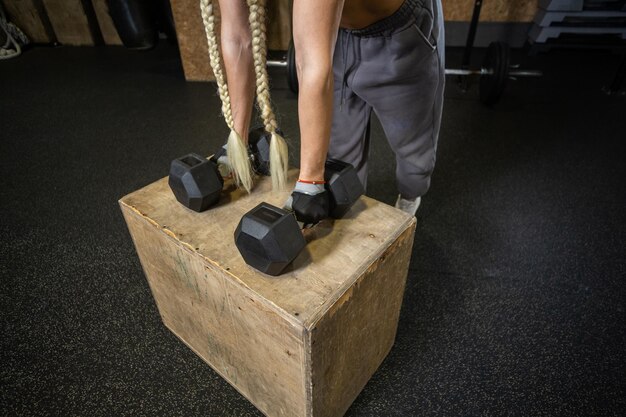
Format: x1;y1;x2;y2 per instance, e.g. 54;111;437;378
298;167;325;183
297;178;326;184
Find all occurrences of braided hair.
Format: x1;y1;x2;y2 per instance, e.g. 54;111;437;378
200;0;288;192
247;0;289;190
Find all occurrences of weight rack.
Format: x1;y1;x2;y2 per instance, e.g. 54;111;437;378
530;0;626;45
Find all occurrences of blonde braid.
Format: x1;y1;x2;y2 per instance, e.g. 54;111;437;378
200;0;253;193
247;0;289;191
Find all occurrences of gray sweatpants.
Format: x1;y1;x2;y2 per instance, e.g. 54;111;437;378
328;0;445;199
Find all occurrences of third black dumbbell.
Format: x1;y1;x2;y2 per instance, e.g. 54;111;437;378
234;159;364;276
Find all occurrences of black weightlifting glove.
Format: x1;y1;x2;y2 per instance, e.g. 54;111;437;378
284;181;329;225
290;191;329;225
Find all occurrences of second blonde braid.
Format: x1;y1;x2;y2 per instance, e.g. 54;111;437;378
247;0;289;191
200;0;253;193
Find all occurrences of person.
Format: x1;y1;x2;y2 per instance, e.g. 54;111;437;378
200;0;444;220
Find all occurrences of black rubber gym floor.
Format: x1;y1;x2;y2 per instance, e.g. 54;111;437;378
1;43;624;417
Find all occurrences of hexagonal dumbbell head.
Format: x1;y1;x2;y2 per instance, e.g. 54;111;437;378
168;153;224;212
248;127;271;176
247;126;285;176
235;203;306;276
324;159;364;218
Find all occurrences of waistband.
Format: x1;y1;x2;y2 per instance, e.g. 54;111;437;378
343;0;423;38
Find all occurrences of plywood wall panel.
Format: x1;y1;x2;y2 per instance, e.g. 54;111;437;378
2;0;53;43
267;0;291;50
92;0;122;45
170;0;217;81
442;0;539;22
42;0;93;45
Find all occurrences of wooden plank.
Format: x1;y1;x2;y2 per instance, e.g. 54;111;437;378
443;0;540;22
42;0;93;45
310;224;415;417
91;0;122;45
3;0;53;43
120;200;308;417
170;0;217;81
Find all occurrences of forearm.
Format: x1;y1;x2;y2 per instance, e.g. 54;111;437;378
218;0;255;141
297;67;334;180
293;0;344;181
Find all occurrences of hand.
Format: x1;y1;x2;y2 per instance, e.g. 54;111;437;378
287;190;329;225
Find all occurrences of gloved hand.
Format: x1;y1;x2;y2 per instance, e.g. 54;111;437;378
211;130;273;178
284;181;329;225
210;144;231;178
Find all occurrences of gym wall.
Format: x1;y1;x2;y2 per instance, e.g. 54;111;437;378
171;0;540;81
443;0;540;47
2;0;541;80
1;0;122;45
443;0;539;21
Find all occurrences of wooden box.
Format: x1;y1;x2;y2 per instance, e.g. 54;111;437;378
119;170;416;417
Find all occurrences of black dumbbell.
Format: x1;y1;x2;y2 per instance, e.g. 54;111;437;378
168;127;275;212
169;153;224;212
324;159;364;218
247;126;287;176
234;159;364;276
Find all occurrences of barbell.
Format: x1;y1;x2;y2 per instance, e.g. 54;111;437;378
271;41;542;106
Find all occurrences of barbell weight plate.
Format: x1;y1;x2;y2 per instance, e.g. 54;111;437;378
287;39;299;95
479;42;498;105
479;41;510;106
498;42;511;98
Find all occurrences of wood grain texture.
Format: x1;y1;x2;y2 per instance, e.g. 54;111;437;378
92;0;122;45
120;170;415;416
3;0;52;43
42;0;93;45
442;0;539;22
310;225;415;417
267;0;291;50
170;0;216;81
121;204;306;416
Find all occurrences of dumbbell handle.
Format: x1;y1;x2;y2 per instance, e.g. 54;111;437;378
267;59;287;68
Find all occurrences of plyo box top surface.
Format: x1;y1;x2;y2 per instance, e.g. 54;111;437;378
120;169;415;331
